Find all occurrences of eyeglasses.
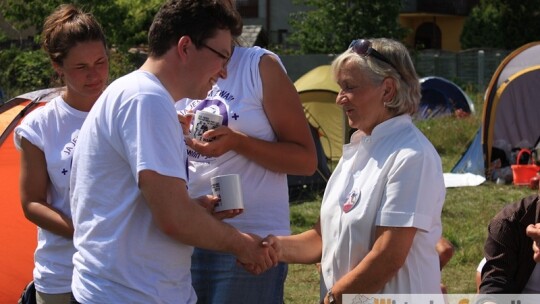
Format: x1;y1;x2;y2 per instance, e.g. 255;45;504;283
349;39;400;75
201;43;232;66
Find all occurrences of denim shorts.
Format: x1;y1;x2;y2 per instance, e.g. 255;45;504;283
191;247;288;304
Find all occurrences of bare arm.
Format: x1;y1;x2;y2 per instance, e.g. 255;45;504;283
272;219;323;264
326;226;417;303
187;54;317;175
139;169;277;271
19;137;74;238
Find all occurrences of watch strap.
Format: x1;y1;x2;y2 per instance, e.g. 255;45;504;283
327;288;337;304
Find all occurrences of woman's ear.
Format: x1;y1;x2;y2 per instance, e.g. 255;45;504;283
382;77;396;100
52;62;63;78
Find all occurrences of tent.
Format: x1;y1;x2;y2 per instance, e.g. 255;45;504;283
417;76;475;120
294;65;347;163
0;88;62;302
287;65;343;195
452;42;540;179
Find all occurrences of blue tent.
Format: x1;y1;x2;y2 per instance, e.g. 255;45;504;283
417;76;475;120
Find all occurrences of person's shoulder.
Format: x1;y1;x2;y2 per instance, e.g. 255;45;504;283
21;95;63;124
492;194;539;223
107;70;166;98
237;46;278;61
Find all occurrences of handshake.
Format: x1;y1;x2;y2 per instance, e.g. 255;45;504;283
235;234;283;275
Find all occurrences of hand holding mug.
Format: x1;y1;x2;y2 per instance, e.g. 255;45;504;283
177;111;194;136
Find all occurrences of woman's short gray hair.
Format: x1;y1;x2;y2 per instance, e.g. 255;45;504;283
331;38;420;116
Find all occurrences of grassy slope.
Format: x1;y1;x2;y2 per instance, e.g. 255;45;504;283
284;96;537;302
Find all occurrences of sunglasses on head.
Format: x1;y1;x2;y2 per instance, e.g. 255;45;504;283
349;39;400;75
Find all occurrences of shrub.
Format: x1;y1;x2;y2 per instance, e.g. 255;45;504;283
0;47;141;101
0;48;53;99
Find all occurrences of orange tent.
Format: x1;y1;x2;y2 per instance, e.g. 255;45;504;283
0;88;61;302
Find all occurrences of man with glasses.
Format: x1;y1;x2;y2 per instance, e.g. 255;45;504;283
69;1;277;303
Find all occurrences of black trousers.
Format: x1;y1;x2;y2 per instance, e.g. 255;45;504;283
70;293;81;304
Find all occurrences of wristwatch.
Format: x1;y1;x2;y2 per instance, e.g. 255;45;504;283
327;288;336;304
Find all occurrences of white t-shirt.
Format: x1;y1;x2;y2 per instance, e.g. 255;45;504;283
320;115;445;294
14;96;86;294
477;257;486;273
175;46;290;236
70;70;194;303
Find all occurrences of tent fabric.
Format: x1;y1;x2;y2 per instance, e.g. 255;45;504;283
287;65;342;192
443;172;486;188
417;76;475;120
451;128;485;176
0;88;61;303
287;124;332;195
294;65;345;163
451;41;540;181
491;66;540;151
0;126;36;303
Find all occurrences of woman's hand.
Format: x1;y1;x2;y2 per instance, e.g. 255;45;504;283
177;111;194;136
186;126;244;158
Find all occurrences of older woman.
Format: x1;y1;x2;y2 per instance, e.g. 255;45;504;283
264;38;445;303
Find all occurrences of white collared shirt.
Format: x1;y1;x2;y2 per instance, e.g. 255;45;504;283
320;115;445;294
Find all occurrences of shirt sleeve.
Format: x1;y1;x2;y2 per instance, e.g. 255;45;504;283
376;149;445;231
479;215;522;293
114;93;188;183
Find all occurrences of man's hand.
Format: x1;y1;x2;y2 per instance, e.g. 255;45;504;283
192;195;242;220
241;234;282;274
526;223;540;262
235;233;278;275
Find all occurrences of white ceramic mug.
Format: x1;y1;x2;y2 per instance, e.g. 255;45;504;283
210;174;244;212
191;110;223;142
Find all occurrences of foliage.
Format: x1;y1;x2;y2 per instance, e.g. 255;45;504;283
0;1;120;46
115;0;162;47
0;0;162;50
0;48;53;98
286;0;406;54
461;0;540;49
108;51;141;83
0;47;141;101
0;0;150;100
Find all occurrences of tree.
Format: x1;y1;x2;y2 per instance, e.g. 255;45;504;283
461;0;540;49
115;0;162;47
0;0;161;49
0;0;144;99
286;0;406;54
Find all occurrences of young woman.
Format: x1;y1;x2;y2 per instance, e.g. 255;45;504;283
14;4;108;303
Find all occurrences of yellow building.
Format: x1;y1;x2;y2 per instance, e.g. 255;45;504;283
399;0;480;51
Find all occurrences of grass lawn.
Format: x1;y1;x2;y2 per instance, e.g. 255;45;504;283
283;104;538;302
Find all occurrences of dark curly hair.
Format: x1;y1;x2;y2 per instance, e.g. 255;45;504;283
148;0;242;57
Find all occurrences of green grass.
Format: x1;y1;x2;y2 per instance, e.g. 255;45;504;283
283;95;537;301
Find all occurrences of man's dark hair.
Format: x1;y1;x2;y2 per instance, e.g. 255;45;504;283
148;0;242;57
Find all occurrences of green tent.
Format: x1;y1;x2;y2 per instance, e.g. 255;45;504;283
294;65;349;164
